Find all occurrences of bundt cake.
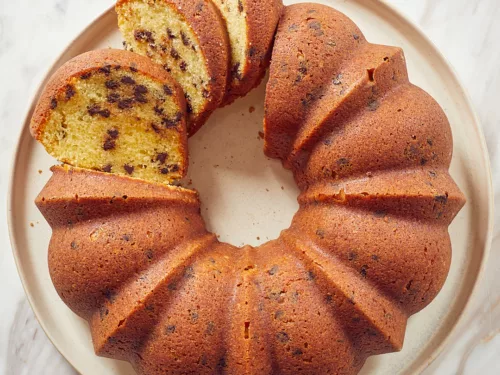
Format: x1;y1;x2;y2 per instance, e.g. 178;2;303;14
116;0;231;136
33;2;466;375
30;49;188;183
210;0;284;104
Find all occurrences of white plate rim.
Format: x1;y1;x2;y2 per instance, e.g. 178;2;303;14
7;1;494;374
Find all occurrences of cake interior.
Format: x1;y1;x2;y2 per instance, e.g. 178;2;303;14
117;0;211;121
212;0;248;81
40;66;186;184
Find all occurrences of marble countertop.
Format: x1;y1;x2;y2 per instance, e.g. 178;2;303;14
0;0;498;374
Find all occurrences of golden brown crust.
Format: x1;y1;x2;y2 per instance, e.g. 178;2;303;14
37;165;198;205
221;0;284;105
29;49;189;179
116;0;231;136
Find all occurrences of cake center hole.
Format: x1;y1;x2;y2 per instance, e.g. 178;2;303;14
185;83;299;247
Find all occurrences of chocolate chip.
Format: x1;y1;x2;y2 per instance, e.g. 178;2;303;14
179;61;187;72
118;98;134;109
248;46;256;57
231;62;242;80
238;0;243;12
165;325;176;335
102;164;112;173
353;34;360;40
105;80;120;89
371;254;379;261
103;138;116;151
100;65;112;75
268;265;279;275
337;158;350;167
360;265;368;278
107;93;120;103
134;92;148;103
180;31;190;46
169;164;179;172
434;194;448;204
164;86;174;97
135;85;148;94
134;29;154;43
167;28;176;39
368;99;379;111
88;104;102;116
309;21;321;30
50;98;58;109
276;332;290;343
151;123;161;133
130;65;138;72
65;85;76;100
190;311;199;323
184;265;195;279
121;76;136;85
307;270;316;281
205;321;215;336
162;117;178;128
217;356;227;369
103;289;116;303
107;129;119;139
80;72;92;79
348;251;358;261
154;106;164;114
170;48;180;60
160;167;169;174
293;348;303;356
99;109;111;118
70;241;78;250
195;1;204;13
156;152;168;164
186;101;193;114
124;164;134;174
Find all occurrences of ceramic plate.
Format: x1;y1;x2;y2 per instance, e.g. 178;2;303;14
8;0;493;374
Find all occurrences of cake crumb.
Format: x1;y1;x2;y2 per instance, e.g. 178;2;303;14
187;179;193;186
38;170;43;174
249;106;255;113
266;188;269;192
258;131;264;140
257;236;260;240
30;222;34;227
281;186;284;190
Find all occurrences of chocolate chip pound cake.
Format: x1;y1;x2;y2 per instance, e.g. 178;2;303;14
212;0;283;104
30;49;188;184
116;0;230;136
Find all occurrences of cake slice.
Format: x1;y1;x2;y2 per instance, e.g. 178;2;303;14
116;0;230;136
211;0;283;104
30;49;188;184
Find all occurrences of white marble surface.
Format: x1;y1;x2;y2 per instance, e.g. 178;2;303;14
0;0;498;374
